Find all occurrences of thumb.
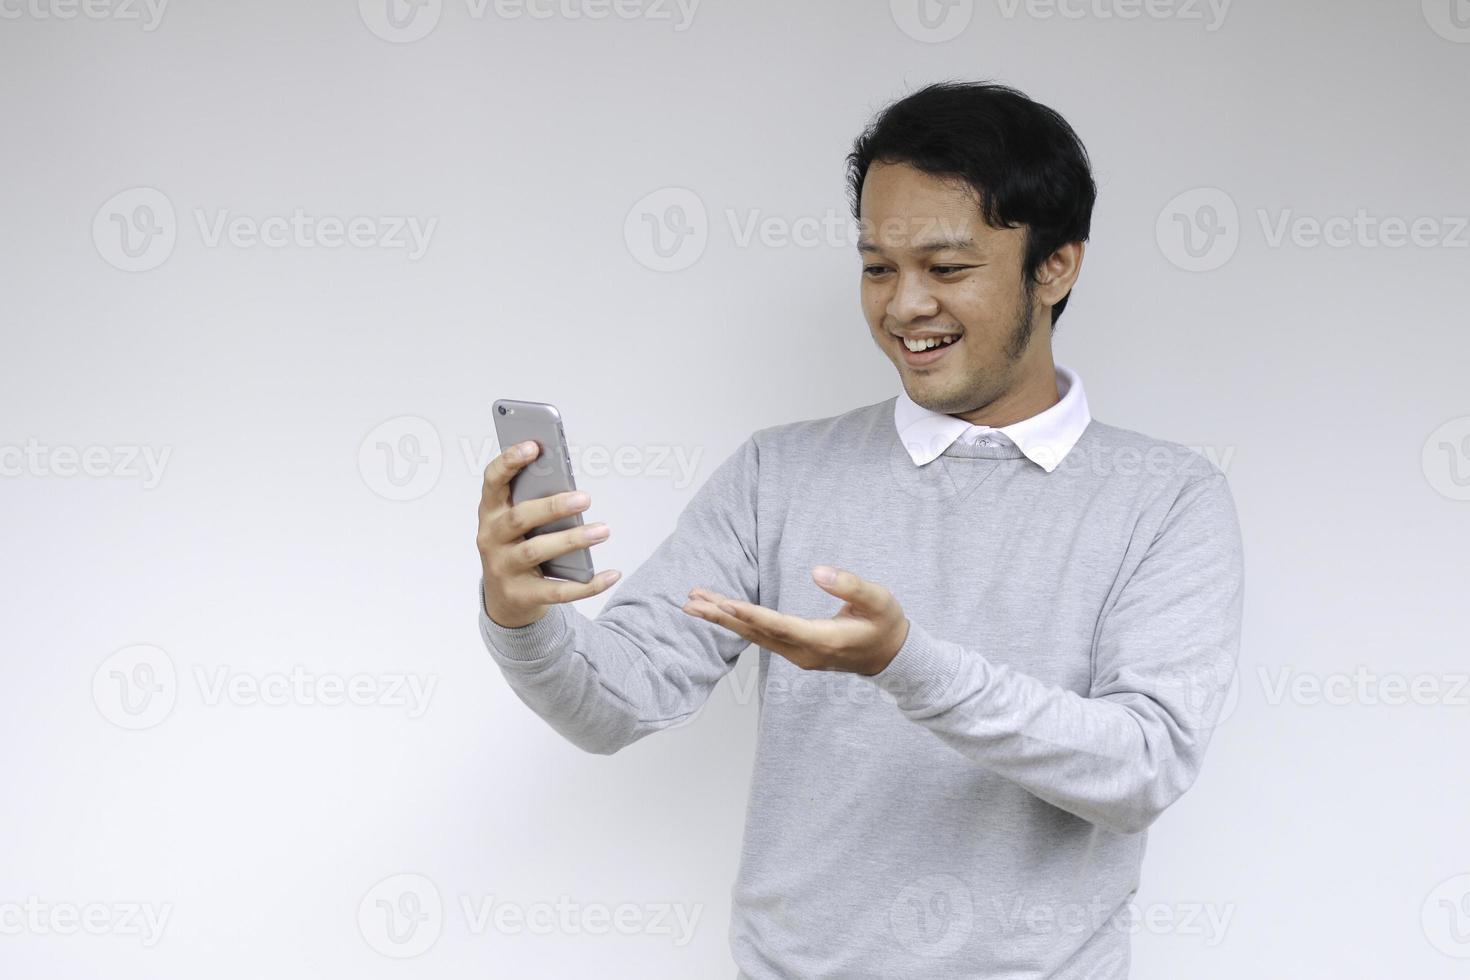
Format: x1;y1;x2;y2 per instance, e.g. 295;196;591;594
812;564;858;598
813;565;891;618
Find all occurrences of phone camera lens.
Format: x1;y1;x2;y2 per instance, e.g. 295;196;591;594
497;405;507;415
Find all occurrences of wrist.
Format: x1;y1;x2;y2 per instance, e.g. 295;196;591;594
479;579;546;630
484;599;547;630
864;617;910;676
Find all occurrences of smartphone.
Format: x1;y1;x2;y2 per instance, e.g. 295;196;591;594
492;399;596;584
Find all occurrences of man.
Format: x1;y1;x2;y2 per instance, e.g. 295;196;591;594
476;80;1244;978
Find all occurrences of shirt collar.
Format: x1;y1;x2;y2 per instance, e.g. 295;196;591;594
892;363;1092;472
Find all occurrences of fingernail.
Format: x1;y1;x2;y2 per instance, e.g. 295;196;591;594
584;523;608;541
568;492;590;509
814;565;836;585
517;441;535;459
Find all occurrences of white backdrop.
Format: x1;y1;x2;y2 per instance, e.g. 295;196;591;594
2;1;1468;977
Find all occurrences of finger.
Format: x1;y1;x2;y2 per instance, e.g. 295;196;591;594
493;488;592;546
480;440;540;516
688;585;826;647
503;521;610;574
521;568;622;605
682;597;760;643
709;596;831;650
685;598;832;665
689;587;815;646
811;565;890;615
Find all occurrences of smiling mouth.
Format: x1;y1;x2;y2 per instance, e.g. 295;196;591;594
897;333;960;352
893;331;962;366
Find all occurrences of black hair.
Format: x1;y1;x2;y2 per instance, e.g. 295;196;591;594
846;80;1096;326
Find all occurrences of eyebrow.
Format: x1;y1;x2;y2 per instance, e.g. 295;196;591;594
856;236;979;255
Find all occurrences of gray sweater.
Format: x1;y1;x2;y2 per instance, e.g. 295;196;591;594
478;395;1245;979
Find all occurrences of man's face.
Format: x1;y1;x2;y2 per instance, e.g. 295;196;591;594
858;160;1043;417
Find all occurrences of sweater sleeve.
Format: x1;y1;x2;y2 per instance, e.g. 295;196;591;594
478;435;761;755
865;472;1245;835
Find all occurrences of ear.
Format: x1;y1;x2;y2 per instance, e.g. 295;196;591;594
1033;240;1085;309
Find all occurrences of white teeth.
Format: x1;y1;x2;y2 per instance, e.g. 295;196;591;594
902;335;958;352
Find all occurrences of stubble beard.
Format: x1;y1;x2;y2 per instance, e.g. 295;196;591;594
909;281;1039;416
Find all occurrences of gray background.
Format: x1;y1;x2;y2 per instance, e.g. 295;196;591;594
2;0;1468;976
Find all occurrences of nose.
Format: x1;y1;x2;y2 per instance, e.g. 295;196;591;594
886;269;939;326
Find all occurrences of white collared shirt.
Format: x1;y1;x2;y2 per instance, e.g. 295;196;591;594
893;363;1092;472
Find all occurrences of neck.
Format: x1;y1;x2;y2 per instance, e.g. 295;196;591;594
956;350;1060;428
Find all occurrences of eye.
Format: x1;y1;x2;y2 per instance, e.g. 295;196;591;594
862;265;892;278
931;265;974;276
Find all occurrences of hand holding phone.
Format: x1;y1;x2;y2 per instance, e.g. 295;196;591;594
479;400;621;629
